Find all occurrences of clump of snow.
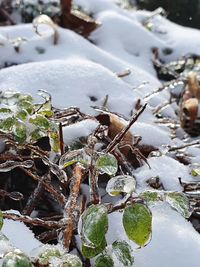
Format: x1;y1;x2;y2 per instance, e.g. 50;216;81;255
135;155;195;191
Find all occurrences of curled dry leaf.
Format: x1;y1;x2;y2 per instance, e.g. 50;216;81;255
33;14;59;45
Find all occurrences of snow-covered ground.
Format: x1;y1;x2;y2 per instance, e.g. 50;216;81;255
0;0;200;266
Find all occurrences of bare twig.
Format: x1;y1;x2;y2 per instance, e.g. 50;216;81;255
3;212;61;229
0;7;15;25
105;103;147;153
168;140;200;152
63;164;84;250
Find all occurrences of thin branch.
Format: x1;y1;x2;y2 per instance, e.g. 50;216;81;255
3;212;61;229
168;140;200;152
63;164;84;250
105;103;147;153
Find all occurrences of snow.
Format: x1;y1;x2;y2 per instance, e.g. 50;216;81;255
1;0;200;266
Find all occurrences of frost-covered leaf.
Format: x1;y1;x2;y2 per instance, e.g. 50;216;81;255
37;246;61;265
29;115;50;130
59;149;90;168
2;249;32;267
112;240;134;266
94;254;114;267
82;237;106;259
96;153;118;176
106;175;136;196
0;210;3;230
123;203;152;247
165;192;191;218
140;190;159;203
13;122;27;143
80;204;108;248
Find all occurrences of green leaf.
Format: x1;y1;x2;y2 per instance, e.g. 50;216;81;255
13;122;27;143
37;247;61;265
106;175;136;196
82;237;106;259
0;210;3;230
49;124;60;153
2;249;32;267
29;115;50;130
0;117;16;132
80;204;108;248
165;192;191;218
140;190;159;203
59;149;90;168
112;240;134;266
123;203;152;247
61;254;82;267
94;254;114;267
96;153;118;176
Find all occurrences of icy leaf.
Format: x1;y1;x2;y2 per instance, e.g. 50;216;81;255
0;108;12;114
17;99;33;114
9;192;24;201
61;254;82;267
31;128;45;141
96;153;118;176
59;149;90;168
123;203;152;247
112;240;134;266
36;90;53;117
13;122;27;143
0;160;33;172
37;247;61;265
80;204;108;248
29;115;50;130
165;192;191;218
94;254;114;267
0;117;15;132
191;169;200;176
82;237;106;259
0;210;3;230
33;14;59;45
2;249;32;267
140;191;159;203
49;127;60;153
16;110;28;121
106;175;136;196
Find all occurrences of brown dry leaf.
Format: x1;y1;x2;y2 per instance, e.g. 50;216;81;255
186;72;200;100
182;98;199;122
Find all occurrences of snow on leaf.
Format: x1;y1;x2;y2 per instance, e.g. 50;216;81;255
112;240;134;266
81;237;106;259
96;153;118;176
94;254;114;267
165;192;191;218
2;249;32;267
80;204;108;248
106;175;136;196
123;203;152;247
